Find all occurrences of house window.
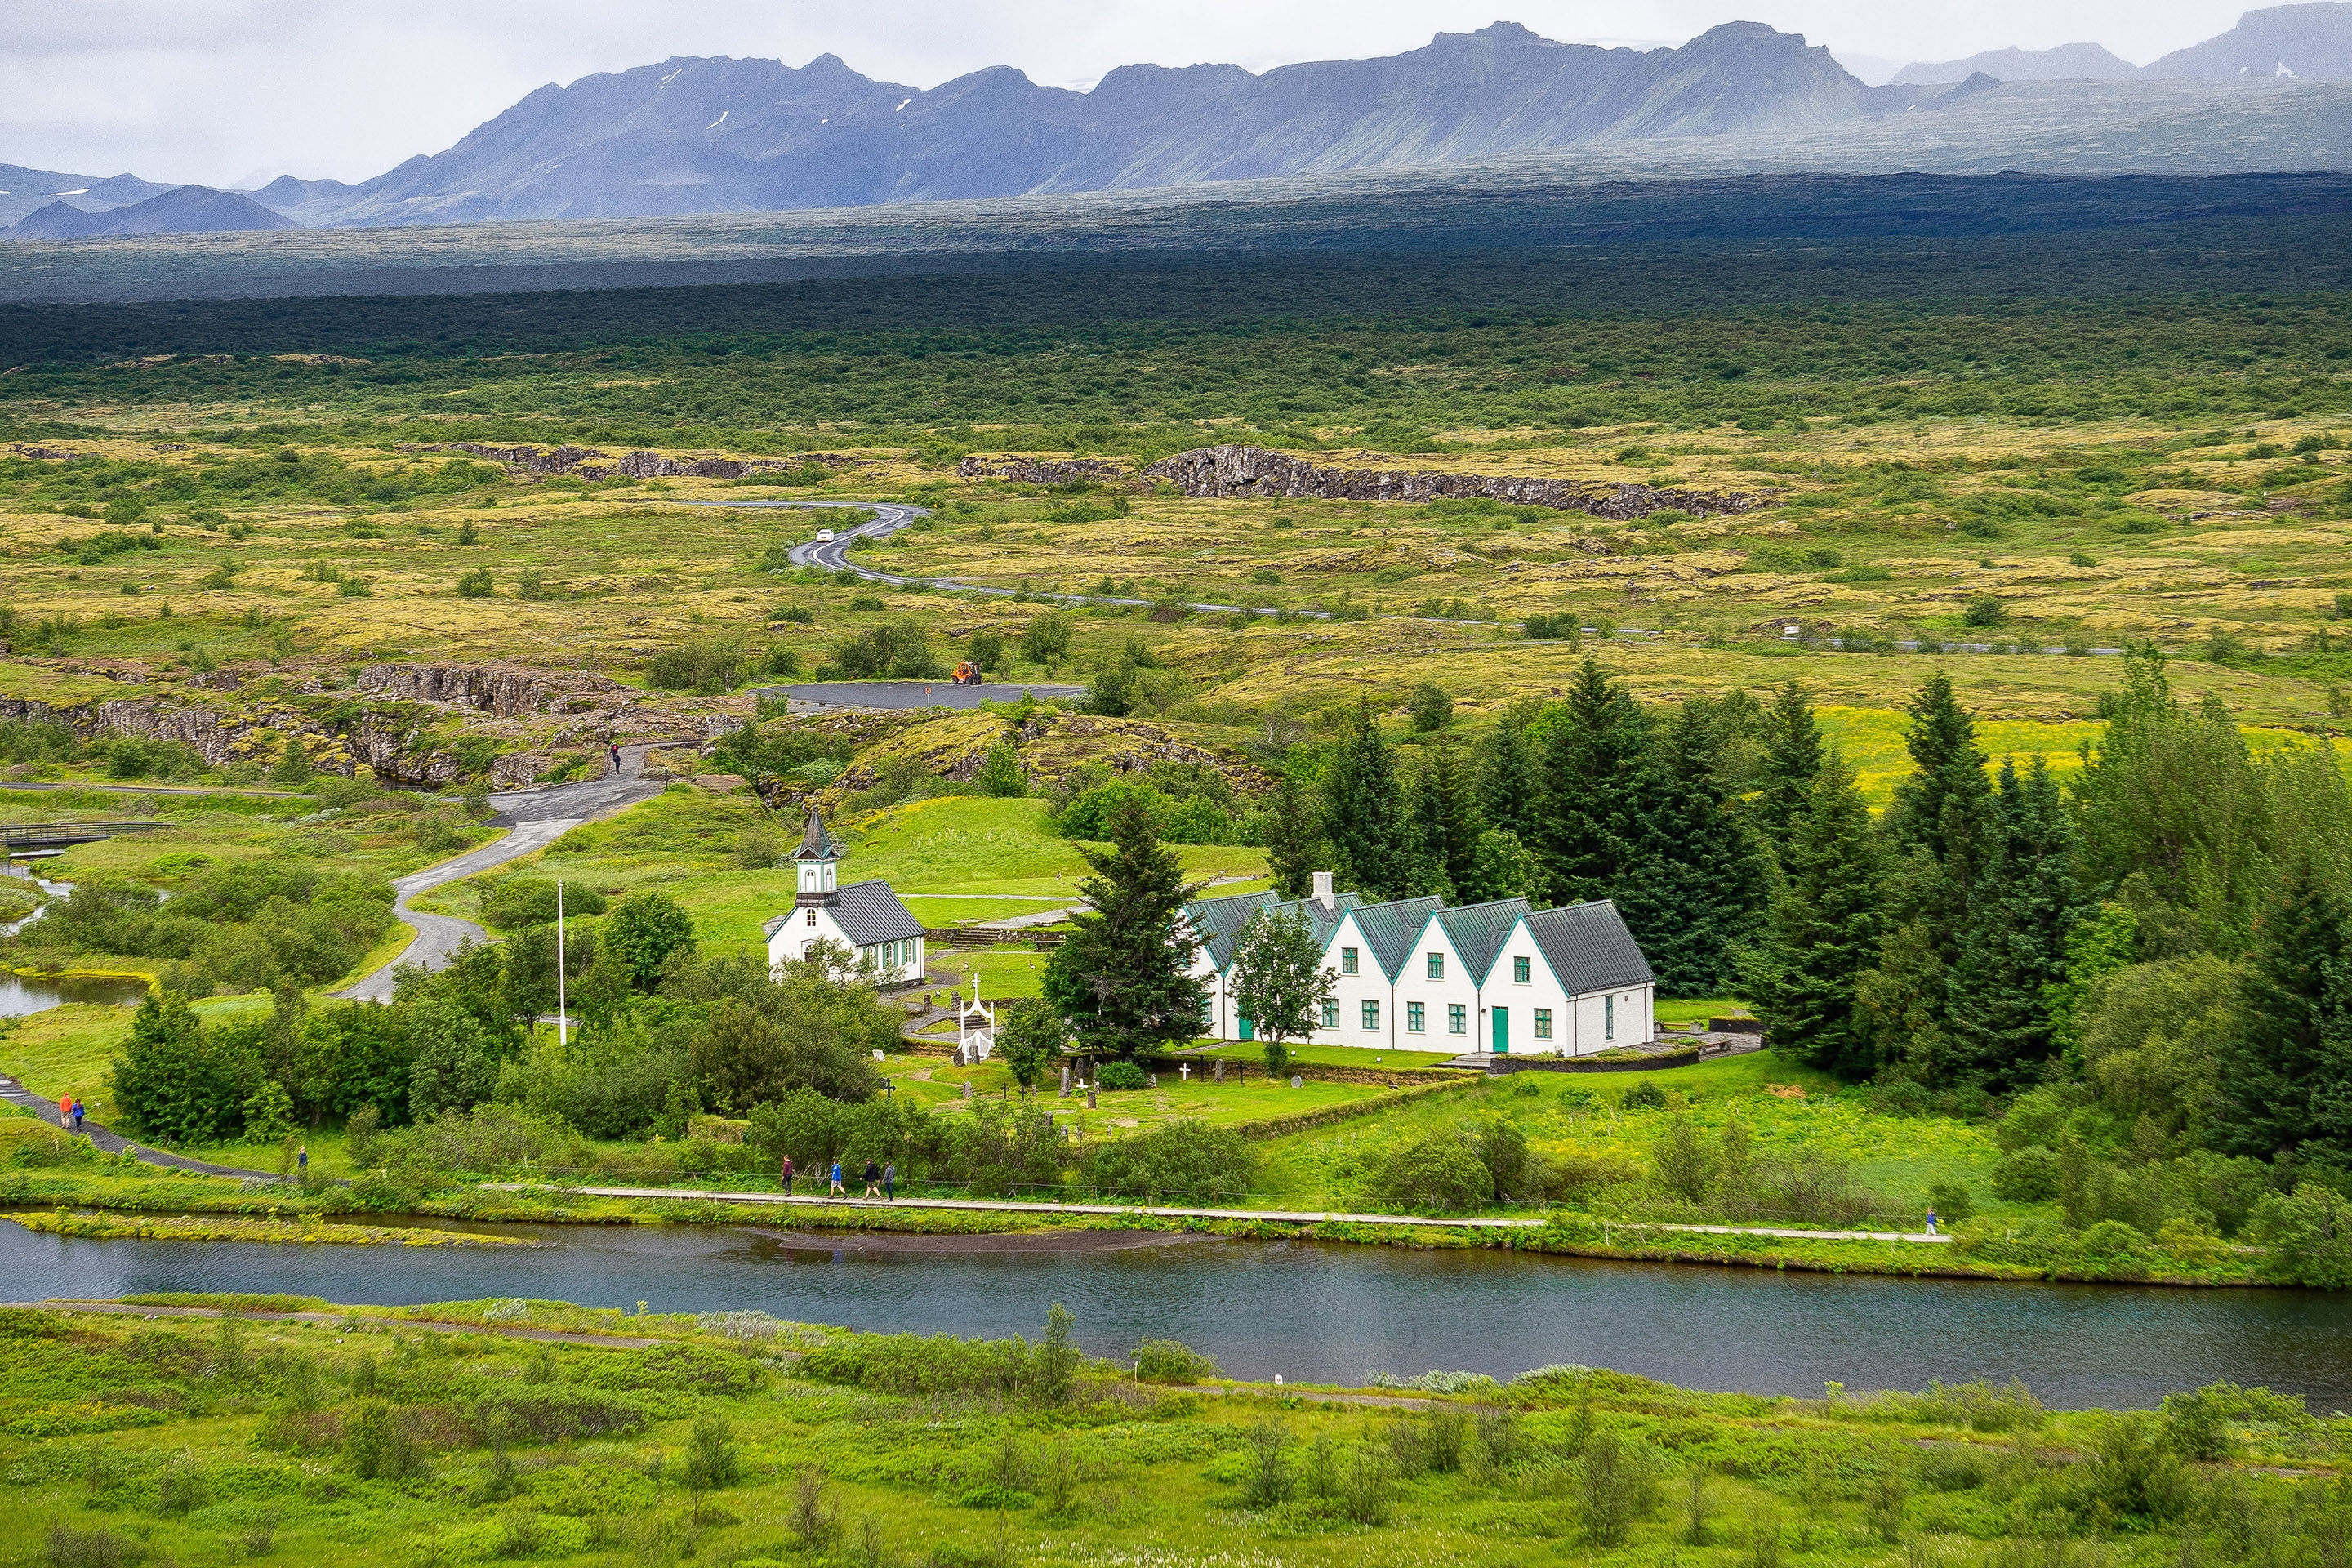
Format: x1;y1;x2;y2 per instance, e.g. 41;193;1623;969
1534;1008;1552;1039
1321;1000;1339;1029
806;908;817;927
1362;1000;1379;1031
1341;947;1359;975
1426;951;1444;980
1407;1001;1425;1033
1513;956;1530;984
1448;1004;1467;1035
1605;995;1615;1041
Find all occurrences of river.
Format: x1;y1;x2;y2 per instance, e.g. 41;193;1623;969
5;1220;2345;1410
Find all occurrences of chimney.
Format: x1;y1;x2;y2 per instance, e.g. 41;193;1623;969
1312;871;1334;906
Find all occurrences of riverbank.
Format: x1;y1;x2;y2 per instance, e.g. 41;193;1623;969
0;1286;2340;1568
6;1208;532;1245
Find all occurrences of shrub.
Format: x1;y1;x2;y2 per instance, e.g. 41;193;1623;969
829;617;940;679
2251;1183;2352;1288
1096;1061;1147;1091
482;878;607;931
1406;682;1453;731
603;891;696;987
1620;1081;1668;1111
1368;1130;1492;1211
471;1385;649;1442
1083;1120;1256;1200
1927;1181;1976;1223
455;568;495;598
1993;1145;2060;1202
976;740;1027;797
1960;595;2007;628
645;639;746;693
1134;1339;1219;1384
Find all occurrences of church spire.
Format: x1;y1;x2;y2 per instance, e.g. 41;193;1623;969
794;809;842;906
793;808;842;864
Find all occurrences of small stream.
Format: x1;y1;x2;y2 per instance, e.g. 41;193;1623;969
6;1219;2347;1409
0;868;148;1016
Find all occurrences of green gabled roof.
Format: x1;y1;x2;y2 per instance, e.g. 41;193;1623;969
1185;888;1368;973
1343;894;1447;980
1432;898;1536;984
1183;889;1283;972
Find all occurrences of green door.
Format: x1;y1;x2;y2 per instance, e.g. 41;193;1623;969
1238;1017;1254;1041
1490;1006;1508;1054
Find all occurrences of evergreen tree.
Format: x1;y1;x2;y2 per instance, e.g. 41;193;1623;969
1885;671;1995;883
1740;751;1886;1078
2074;643;2272;954
1260;773;1325;900
1752;681;1823;867
1408;737;1483;901
1040;796;1211;1059
1534;657;1648;905
1613;702;1770;996
2212;853;2352;1162
1474;710;1539;844
1944;756;2091;1088
1319;698;1412;900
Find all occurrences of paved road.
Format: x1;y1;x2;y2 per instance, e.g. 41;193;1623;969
679;497;1329;620
338;745;665;1002
0;1069;281;1180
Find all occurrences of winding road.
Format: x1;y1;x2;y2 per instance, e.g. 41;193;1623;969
336;744;665;1002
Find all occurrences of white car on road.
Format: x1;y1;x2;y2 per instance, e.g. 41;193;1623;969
814;529;835;543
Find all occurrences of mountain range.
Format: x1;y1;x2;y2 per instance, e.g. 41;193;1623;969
1895;2;2352;82
7;6;2352;241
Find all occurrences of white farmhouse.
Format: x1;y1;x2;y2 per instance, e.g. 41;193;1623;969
1186;871;1655;1056
762;810;926;986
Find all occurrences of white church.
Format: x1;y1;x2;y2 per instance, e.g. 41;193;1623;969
763;810;927;986
1184;872;1655;1056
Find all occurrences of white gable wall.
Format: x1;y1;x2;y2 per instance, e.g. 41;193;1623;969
1314;908;1380;1048
767;905;924;986
1471;918;1571;1055
1389;914;1481;1052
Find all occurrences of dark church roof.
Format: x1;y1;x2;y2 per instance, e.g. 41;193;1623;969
793;810;842;862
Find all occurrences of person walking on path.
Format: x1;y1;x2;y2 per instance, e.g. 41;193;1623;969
609;743;621;776
828;1159;845;1197
71;1099;84;1134
1923;1206;1939;1237
297;1145;309;1180
779;1155;795;1196
883;1161;896;1201
863;1159;882;1199
58;1094;71;1130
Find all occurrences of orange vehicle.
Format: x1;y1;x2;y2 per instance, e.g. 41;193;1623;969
952;662;983;685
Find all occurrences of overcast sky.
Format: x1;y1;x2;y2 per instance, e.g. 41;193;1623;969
0;0;2266;187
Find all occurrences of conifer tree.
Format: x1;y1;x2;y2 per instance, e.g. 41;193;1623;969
1475;710;1539;844
1614;702;1769;996
1261;773;1325;900
1535;657;1648;905
1740;751;1885;1078
1319;698;1412;900
1752;681;1823;867
1885;672;1995;884
1408;737;1483;901
1944;756;2091;1088
2212;853;2352;1161
1041;796;1210;1059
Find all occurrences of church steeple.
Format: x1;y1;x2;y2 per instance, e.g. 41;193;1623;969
793;809;842;906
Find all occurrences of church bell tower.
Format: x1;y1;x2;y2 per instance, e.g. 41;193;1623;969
792;809;842;908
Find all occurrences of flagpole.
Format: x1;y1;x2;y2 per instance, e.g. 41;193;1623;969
556;879;567;1050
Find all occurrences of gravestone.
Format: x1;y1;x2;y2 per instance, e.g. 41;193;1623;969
1290;1075;1303;1089
1215;1060;1225;1085
1086;1085;1098;1109
961;1081;973;1100
1059;1065;1071;1098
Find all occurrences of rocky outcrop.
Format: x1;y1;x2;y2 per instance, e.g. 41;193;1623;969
410;443;863;482
356;662;626;719
959;456;1131;484
1141;445;1773;520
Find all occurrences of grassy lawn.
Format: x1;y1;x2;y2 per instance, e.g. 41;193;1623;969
1655;997;1748;1027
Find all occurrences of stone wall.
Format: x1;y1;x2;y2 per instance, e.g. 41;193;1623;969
409;443;864;482
355;662;625;719
1141;444;1771;519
